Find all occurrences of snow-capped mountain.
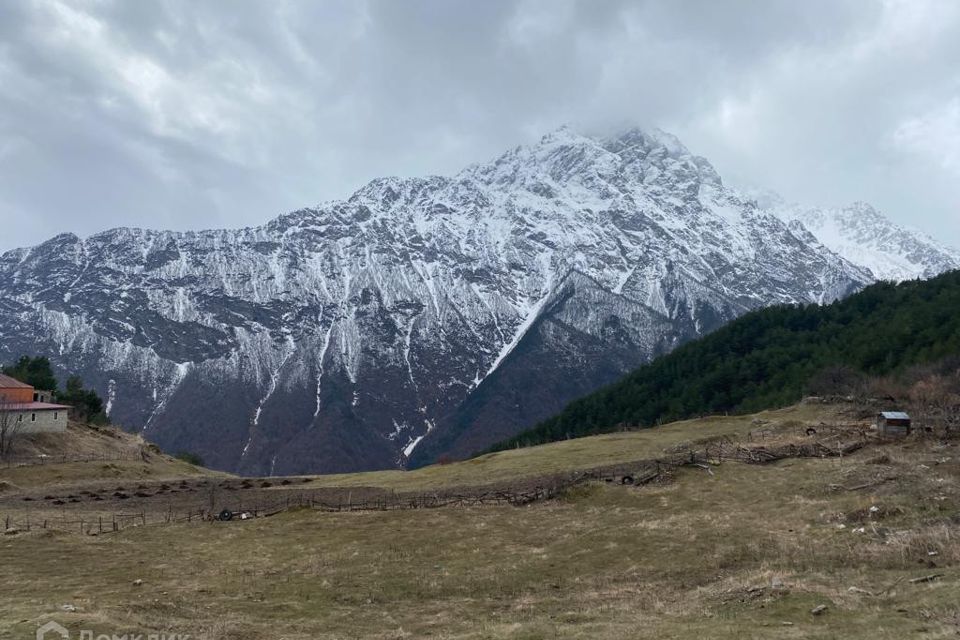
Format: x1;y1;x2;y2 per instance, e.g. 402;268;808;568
756;193;960;281
0;127;876;474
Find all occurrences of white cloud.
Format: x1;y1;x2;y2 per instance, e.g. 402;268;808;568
0;0;958;250
893;98;960;174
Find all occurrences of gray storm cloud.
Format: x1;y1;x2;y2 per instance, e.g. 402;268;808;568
1;0;958;251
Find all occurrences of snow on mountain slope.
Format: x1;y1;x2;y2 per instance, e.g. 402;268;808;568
0;126;874;474
756;193;960;281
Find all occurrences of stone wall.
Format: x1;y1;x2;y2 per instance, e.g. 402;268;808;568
6;408;67;434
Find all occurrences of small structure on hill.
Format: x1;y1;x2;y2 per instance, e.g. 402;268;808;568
876;411;911;436
0;373;70;433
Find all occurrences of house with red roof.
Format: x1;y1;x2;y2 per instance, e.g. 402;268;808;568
0;373;70;433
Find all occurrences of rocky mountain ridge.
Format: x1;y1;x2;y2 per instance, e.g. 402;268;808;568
752;191;960;281
0;126;941;474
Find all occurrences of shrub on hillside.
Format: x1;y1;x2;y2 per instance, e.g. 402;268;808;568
175;451;205;467
58;376;109;425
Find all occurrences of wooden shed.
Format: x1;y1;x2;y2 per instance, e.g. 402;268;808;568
876;411;911;436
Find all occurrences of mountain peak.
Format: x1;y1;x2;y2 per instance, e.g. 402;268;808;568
534;124;693;159
767;197;960;281
460;124;725;197
537;123;591;146
2;124;936;475
603;126;689;157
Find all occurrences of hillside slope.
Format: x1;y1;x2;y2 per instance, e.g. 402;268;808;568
0;421;217;490
490;269;960;452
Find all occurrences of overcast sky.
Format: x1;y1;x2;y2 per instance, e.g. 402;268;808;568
1;0;959;252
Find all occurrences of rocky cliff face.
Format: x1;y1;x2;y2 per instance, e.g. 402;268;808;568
0;127;880;474
757;194;960;282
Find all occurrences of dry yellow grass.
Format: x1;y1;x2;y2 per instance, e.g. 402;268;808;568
0;458;219;491
293;403;838;492
1;404;957;639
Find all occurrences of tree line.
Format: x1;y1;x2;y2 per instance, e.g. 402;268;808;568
486;270;960;453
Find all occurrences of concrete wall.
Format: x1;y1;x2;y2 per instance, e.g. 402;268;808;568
6;408;67;433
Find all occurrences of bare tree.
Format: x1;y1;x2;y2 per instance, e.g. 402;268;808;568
0;399;24;458
933;374;960;437
807;365;865;399
910;378;937;434
910;374;960;437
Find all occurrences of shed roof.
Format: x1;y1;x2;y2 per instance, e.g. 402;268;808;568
880;411;911;420
0;373;32;389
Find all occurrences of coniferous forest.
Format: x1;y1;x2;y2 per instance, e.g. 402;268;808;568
487;270;960;452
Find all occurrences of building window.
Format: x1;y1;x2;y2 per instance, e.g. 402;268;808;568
31;413;36;422
17;414;22;422
54;412;58;420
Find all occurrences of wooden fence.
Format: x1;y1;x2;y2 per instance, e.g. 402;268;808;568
1;452;143;469
1;433;870;536
0;480;604;536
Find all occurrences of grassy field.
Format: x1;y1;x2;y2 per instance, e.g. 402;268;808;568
0;405;828;531
293;403;838;492
1;404;958;639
